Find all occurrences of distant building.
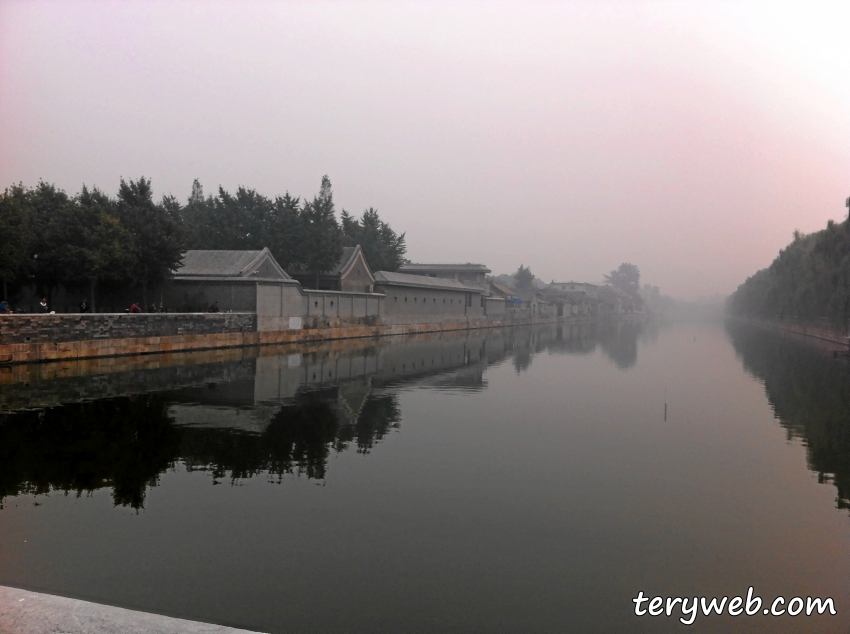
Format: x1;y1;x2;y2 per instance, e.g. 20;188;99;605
597;284;636;314
398;263;491;292
373;270;485;324
549;281;598;296
288;245;375;292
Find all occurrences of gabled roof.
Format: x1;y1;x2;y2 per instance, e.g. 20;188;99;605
337;245;374;281
399;263;491;274
490;282;517;297
600;284;631;298
374;270;482;292
288;245;374;281
175;248;290;281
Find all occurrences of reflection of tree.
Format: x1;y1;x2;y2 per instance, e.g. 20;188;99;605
727;322;850;510
597;320;641;369
181;387;401;481
335;393;402;454
0;395;179;510
0;387;404;509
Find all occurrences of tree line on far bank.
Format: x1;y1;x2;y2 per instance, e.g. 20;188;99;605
727;210;850;328
0;175;406;308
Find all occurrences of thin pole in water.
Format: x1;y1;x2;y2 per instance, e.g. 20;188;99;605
664;387;667;421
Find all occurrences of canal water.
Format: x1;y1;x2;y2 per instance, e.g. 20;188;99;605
1;320;848;633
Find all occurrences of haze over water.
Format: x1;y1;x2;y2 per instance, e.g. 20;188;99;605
1;320;848;632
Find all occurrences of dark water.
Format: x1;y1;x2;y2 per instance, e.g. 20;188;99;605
1;320;849;633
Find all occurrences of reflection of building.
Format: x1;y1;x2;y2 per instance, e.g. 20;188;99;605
1;322;648;509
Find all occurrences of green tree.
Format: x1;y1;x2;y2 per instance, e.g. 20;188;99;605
605;263;641;297
214;186;272;250
29;182;76;302
59;186;133;311
301;176;343;288
116;177;185;309
181;179;220;249
0;184;32;301
515;264;534;289
266;192;303;269
341;207;406;272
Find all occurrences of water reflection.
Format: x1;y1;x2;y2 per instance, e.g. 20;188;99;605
726;321;850;510
0;319;645;510
0;395;179;509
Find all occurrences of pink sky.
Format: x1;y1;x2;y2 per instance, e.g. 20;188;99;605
1;1;848;298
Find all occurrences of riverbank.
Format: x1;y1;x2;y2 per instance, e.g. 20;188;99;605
730;316;849;355
0;585;263;634
0;313;589;365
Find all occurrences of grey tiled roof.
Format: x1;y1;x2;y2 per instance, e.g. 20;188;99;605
176;250;265;277
374;271;481;292
490;283;517;297
399;263;491;273
174;248;291;280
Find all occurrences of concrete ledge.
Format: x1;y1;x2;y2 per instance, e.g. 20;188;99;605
0;586;264;634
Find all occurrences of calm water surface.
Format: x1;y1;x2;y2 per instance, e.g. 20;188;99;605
1;320;849;633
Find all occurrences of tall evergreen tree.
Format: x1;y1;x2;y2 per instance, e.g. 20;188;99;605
29;182;75;302
0;184;32;301
301;176;343;288
515;264;534;289
116;177;185;309
267;192;303;269
341;207;406;272
181;179;219;249
214;186;272;250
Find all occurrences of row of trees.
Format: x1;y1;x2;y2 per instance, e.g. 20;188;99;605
0;176;406;306
727;217;850;328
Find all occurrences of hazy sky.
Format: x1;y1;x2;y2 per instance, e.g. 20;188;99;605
2;1;848;298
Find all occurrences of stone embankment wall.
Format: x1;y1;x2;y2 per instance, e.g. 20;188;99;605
0;313;255;345
0;312;570;365
737;317;849;353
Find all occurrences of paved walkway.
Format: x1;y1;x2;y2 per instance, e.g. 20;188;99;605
0;586;265;634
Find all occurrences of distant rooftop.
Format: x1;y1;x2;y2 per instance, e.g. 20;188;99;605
374;270;481;292
399;263;491;274
490;282;517;297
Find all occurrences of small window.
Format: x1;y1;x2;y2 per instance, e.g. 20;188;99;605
443;298;446;303
330;300;334;307
394;296;398;302
433;298;436;303
415;297;417;303
404;297;408;303
314;301;318;307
